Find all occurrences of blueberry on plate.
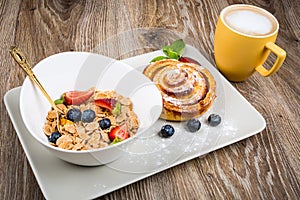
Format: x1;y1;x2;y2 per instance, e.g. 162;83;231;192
187;118;201;132
67;108;82;122
49;131;61;143
208;114;222;127
160;124;175;138
81;109;96;123
99;118;111;129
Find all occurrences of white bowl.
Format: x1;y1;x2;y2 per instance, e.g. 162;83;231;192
20;52;162;166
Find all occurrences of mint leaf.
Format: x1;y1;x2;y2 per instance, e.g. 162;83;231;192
162;39;185;60
54;93;65;105
112;137;122;144
170;39;185;55
112;102;121;116
54;99;64;105
150;56;169;62
150;39;186;62
162;47;180;59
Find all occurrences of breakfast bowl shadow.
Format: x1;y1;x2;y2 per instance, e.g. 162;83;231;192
19;52;162;166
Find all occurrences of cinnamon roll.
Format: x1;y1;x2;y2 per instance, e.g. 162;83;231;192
143;59;216;121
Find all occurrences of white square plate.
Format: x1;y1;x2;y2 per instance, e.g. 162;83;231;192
4;45;265;199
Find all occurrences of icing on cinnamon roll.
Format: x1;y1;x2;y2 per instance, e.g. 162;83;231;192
143;59;216;121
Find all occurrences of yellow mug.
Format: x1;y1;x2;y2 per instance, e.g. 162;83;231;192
214;4;286;82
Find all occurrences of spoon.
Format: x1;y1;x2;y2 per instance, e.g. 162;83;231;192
9;46;64;132
9;46;63;113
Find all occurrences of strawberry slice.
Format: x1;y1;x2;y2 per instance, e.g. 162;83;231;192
179;56;200;65
94;98;117;112
109;124;129;142
64;88;94;105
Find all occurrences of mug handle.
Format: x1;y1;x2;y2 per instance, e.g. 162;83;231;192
255;42;286;76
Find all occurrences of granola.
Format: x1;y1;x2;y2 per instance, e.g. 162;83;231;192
43;89;140;150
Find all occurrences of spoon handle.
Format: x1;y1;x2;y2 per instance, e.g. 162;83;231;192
9;46;63;114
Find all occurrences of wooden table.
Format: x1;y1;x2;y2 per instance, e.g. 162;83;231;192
1;0;299;199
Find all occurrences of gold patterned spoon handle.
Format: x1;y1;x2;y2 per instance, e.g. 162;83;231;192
9;46;64;114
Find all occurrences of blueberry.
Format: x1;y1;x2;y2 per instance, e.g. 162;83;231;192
187;119;201;132
67;108;82;122
160;124;175;138
49;131;61;143
81;109;96;123
208;114;222;126
99;118;111;129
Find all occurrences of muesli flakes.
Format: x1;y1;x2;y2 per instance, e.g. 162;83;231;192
43;89;139;151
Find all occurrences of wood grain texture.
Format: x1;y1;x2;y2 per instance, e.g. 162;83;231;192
1;0;299;199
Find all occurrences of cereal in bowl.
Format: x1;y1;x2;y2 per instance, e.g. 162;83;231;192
43;88;139;150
